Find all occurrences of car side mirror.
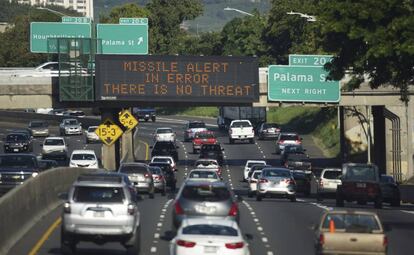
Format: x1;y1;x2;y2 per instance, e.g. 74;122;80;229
58;192;68;200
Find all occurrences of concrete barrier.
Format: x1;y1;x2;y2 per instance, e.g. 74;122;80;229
0;167;95;254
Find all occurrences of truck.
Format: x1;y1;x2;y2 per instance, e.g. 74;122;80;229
132;108;156;122
217;106;266;130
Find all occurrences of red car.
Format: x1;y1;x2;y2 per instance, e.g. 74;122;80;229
192;131;217;153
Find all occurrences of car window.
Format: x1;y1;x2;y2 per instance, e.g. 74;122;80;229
44;139;64;146
345;166;377;181
30;122;47;128
88;127;97;132
72;154;96;160
280;134;299;141
119;165;148;174
263;169;290;178
65;120;78;125
202;144;221;151
252;171;262;179
6;134;27;141
149;163;173;173
0;155;36;169
195;132;215;139
322;214;380;232
247;162;265;168
285;146;304;153
182;224;238;236
73;187;125;203
181;185;230;202
231;121;251;128
189;122;206;129
157;129;173;134
263;123;278;129
149;167;162;175
323;170;342;180
152;158;172;164
189;171;218;179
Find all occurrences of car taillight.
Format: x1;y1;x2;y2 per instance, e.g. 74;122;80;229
383;236;388;247
144;173;151;179
319;234;324;245
63;202;71;214
278;140;284;144
259;178;268;183
177;239;196;248
228;202;238;216
225;242;244;249
127;203;136;215
319;180;324;188
296;140;301;144
174;201;184;215
285;178;295;185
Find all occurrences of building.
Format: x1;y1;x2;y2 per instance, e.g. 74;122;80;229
10;0;94;18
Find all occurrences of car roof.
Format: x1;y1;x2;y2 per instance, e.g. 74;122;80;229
189;169;217;173
63;118;77;121
181;218;239;228
184;180;227;187
152;156;174;159
45;136;64;140
188;120;204;124
323;210;379;216
262;167;291;172
88;126;99;128
280;132;298;135
74;173;127;187
322;168;341;172
149;162;170;166
121;162;148;167
71;150;95;154
247;160;266;163
6;132;28;136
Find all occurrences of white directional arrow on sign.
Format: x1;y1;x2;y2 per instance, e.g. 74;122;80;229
137;37;143;45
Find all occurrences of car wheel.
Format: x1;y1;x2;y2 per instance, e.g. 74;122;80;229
374;196;383;209
161;188;166;196
126;227;141;255
391;196;401;207
336;192;344;207
290;195;296;202
256;194;262;201
61;229;76;255
229;138;234;144
248;191;253;198
249;138;254;144
316;193;323;202
193;149;197;154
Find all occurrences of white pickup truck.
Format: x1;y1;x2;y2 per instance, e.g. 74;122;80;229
228;120;255;144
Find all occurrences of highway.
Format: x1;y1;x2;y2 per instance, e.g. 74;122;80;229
3;116;414;255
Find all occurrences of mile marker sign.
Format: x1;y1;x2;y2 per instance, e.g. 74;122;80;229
267;65;340;103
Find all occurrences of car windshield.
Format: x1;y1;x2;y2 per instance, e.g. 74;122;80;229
6;134;26;141
30;122;46;128
189;171;218;179
119;165;148;174
152;158;172;164
263;169;291;178
72;153;95;160
195;132;215;139
149;167;162;175
157;128;173;134
345;165;377;181
149;163;173;173
189;122;206;129
88;127;97;132
44;139;64;146
154;142;175;150
247;162;265;168
251;165;269;171
323;170;342;180
181;185;230;202
322;214;380;232
252;171;262;179
65;120;78;125
182;224;238;236
280;134;299;141
0;155;36;169
284;145;304;153
231;121;251;128
263;123;278;129
73;187;125;203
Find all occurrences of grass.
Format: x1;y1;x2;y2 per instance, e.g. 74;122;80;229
157;107;218;117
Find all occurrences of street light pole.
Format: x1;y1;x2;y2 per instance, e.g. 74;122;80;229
224;7;254;17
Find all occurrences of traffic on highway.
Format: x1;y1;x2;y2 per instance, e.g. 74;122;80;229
1;110;413;255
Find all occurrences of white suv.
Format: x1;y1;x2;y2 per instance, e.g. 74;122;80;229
61;173;141;255
316;168;342;200
69;150;98;168
41;137;68;160
228;120;254;144
244;160;266;181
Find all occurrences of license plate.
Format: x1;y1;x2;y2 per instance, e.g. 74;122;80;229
195;205;216;214
13;149;19;152
94;211;104;217
356;183;366;188
204;246;217;253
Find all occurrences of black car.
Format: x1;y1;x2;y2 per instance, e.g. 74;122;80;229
284;153;311;171
199;144;224;165
150;141;179;162
380;174;400;206
133;108;156;122
280;144;306;165
257;123;281;140
292;170;311;196
0;154;40;194
149;162;177;191
3;133;33;153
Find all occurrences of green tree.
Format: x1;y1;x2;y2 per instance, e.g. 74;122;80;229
319;0;414;102
178;31;222;56
98;3;150;23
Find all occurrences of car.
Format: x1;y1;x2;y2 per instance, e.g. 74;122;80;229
291;170;311;196
284;153;312;172
187;169;221;181
243;160;267;181
247;170;262;198
192;131;217;154
63;110;85;118
151;141;179;162
0;154;41;194
149;166;166;196
59;118;82;136
228;120;254;144
194;159;222;177
149;162;177;191
38;159;59;170
199;144;224;165
11;128;33;139
380;174;400;206
314;210;388;255
256;167;296;202
118;162;155;198
28;120;49;137
280;144;306;165
133;108;156;122
60;172;141;255
48;108;66;115
173;180;239;229
275;132;302;154
170;218;250;255
153;127;176;142
41;137;68;160
316;168;342;201
257;122;281;140
246;164;271;182
183;121;207;142
84;126;100;143
69;150;98;168
336;163;383;208
3;132;33;153
150;155;176;171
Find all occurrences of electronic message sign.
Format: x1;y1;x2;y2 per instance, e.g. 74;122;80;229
95;55;259;103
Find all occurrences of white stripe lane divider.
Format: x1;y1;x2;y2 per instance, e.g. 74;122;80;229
254;141;266;159
150;199;173;253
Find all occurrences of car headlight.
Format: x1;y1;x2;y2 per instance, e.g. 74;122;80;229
32;172;38;178
90;161;97;166
65;127;70;130
69;162;76;167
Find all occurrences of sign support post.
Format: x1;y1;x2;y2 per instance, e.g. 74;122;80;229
100;109;121;170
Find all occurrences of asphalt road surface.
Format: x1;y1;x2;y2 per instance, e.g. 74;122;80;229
5;116;414;255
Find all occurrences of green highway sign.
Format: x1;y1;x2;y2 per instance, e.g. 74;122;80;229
96;24;148;55
268;65;340;103
62;16;91;23
30;22;91;53
119;17;148;25
289;54;333;67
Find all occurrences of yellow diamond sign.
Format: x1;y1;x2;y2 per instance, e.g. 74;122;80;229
119;109;138;131
95;119;123;146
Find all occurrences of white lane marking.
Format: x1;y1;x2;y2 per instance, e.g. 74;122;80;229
154;233;160;238
401;210;414;215
150;247;157;253
149;199;173;254
309;202;332;211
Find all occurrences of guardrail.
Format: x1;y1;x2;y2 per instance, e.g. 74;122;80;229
0;167;95;254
